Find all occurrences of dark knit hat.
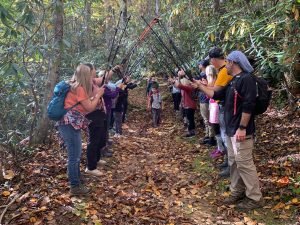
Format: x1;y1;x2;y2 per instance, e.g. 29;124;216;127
198;59;210;67
208;47;224;59
152;82;159;89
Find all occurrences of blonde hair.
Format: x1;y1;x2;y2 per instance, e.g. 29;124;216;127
69;64;92;96
206;65;217;86
181;77;191;86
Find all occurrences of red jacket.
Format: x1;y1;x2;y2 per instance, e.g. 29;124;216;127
177;84;197;109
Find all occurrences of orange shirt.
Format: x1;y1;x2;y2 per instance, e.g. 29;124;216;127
215;66;232;87
64;86;89;114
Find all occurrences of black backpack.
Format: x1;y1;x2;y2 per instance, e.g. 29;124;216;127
233;75;272;115
253;76;272;115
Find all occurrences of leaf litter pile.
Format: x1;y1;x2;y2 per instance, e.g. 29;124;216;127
1;82;299;225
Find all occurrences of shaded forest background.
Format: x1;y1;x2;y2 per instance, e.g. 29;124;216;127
0;0;299;148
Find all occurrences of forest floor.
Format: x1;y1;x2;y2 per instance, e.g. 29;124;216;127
0;81;300;225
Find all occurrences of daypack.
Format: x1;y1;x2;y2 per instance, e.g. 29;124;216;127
47;81;79;121
190;89;199;102
233;75;272;116
251;76;271;114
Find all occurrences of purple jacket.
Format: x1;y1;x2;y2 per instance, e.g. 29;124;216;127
103;86;120;114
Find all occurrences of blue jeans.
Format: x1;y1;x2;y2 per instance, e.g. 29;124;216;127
58;124;82;187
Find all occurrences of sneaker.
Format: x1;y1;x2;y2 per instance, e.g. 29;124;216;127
85;168;104;176
236;197;264;210
211;149;225;159
97;159;107;166
210;149;219;157
219;166;230;178
206;137;217;146
70;184;91;196
200;137;210;144
223;193;245;205
184;132;195;138
107;139;113;146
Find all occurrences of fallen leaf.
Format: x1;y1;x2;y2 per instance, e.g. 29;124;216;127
4;170;15;180
2;191;11;197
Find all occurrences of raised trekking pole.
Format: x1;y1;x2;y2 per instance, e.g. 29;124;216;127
107;11;122;68
120;17;159;66
141;16;183;70
111;15;132;67
157;20;191;69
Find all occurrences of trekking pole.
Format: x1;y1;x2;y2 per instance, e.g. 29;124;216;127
107;11;122;68
157;20;191;69
121;18;159;66
147;43;177;77
111;15;132;67
141;16;183;70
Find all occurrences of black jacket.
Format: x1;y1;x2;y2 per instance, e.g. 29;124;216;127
213;72;256;137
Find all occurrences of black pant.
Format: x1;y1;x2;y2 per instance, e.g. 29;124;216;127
212;123;220;135
122;97;128;123
172;93;181;111
110;108;115;129
85;110;107;170
186;108;195;131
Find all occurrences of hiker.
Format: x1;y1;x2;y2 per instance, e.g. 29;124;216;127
102;75;121;152
175;69;197;137
122;76;137;123
147;81;163;127
83;64;108;177
209;47;233;178
192;50;264;210
113;81;127;138
170;77;181;116
197;59;216;146
205;65;225;158
56;64;105;195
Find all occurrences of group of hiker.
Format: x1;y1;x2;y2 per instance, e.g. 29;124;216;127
55;64;137;196
54;45;265;211
148;47;264;210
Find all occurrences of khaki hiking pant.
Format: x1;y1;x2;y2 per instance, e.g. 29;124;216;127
226;136;262;202
199;103;214;137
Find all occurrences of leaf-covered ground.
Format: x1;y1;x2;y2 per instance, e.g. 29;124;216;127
1;82;299;225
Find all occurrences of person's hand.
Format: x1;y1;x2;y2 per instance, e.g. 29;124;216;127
178;69;185;77
112;64;123;73
191;82;199;89
235;128;246;142
97;87;105;98
201;78;208;85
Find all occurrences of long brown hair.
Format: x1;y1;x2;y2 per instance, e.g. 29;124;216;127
69;64;92;96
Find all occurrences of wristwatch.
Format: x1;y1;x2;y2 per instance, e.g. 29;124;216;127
239;125;247;130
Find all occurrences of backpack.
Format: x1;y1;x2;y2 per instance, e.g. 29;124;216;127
253;76;272;115
190;89;199;102
47;81;79;121
233;75;272;116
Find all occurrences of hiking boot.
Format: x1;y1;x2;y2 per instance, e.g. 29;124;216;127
223;193;245;205
200;136;210;144
237;197;264;210
70;184;91;196
217;160;229;170
85;168;104;176
185;132;195;138
219;166;230;178
206;137;216;146
97;159;107;166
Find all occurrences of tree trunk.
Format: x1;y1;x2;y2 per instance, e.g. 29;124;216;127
121;0;128;26
213;0;220;12
33;0;64;144
283;13;300;109
155;0;160;16
84;0;92;50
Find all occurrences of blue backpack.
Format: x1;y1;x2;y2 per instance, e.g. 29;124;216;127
47;81;79;121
